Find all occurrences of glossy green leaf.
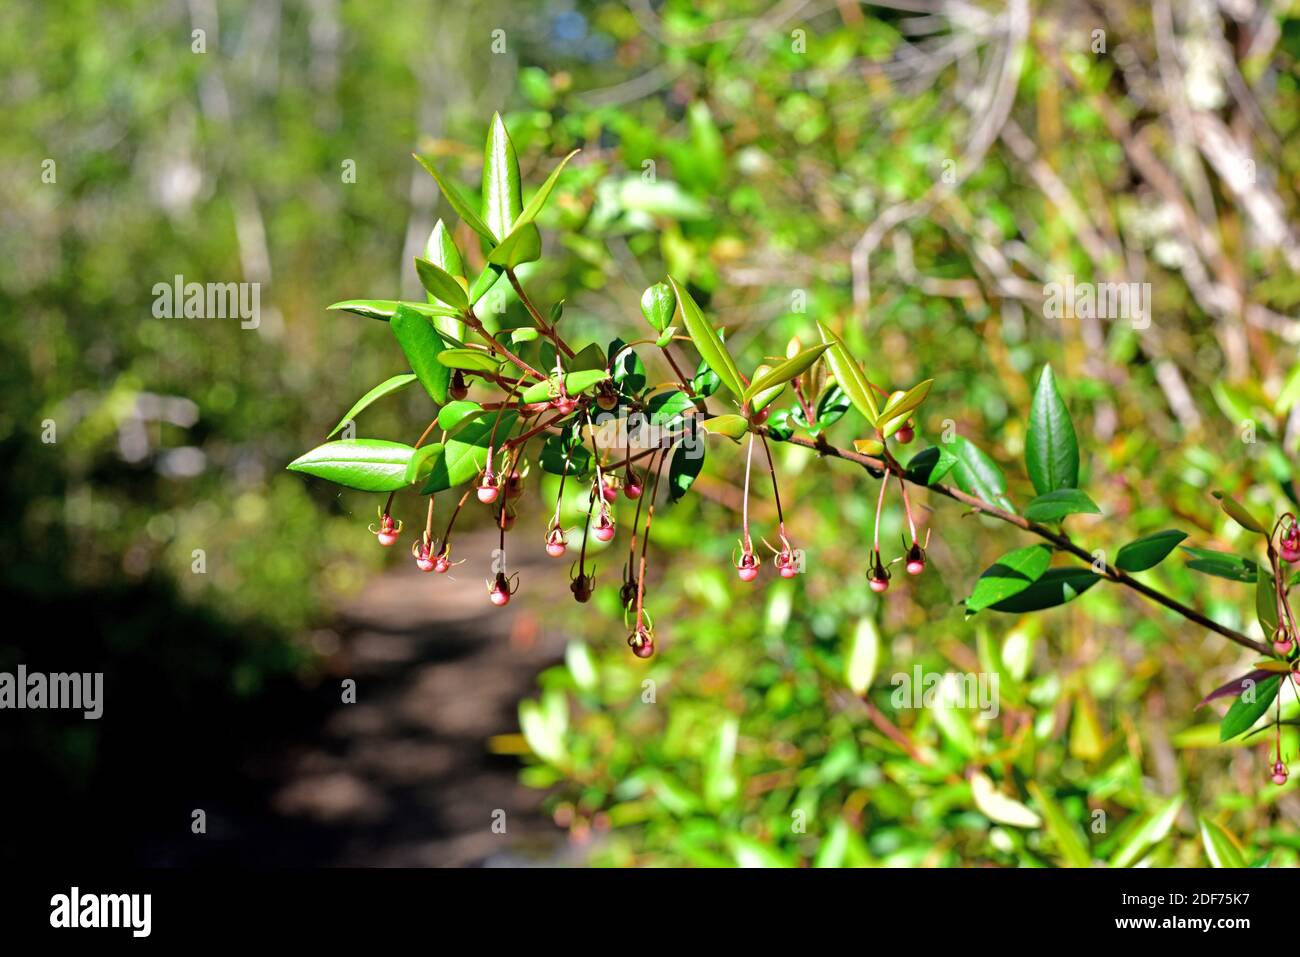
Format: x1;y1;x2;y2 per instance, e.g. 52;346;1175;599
1025;364;1079;495
436;348;503;373
647;389;696;425
905;445;958;486
414;257;469;310
988;568;1101;612
877;378;933;433
539;434;591;476
469;264;503;305
327;374;418;438
668;432;705;502
485;223;542;268
391;304;452;403
1024;489;1101;522
1114;530;1187;572
413;153;496;245
1219;673;1280;740
482;112;524;240
816;321;879;424
405;442;444;485
1182;547;1259;583
519;370;610;404
1199;817;1247;868
745;364;785;413
742;343;831;405
703;413;749;441
814;383;850;431
327;299;464;323
641;282;676;333
423;219;468;342
670;277;744;399
437;400;484;432
420;412;518;494
287;439;415;492
609;339;646;394
966;544;1052;612
949;436;1016;513
510;327;539;343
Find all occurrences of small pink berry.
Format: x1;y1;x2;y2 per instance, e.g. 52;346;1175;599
1282;542;1300;563
546;542;566;558
738;565;758;582
1275;637;1294;656
488;572;513;607
632;636;654;658
624;480;643;500
601;481;618;503
896;424;915;444
490;588;509;606
545;527;567;557
779;564;796;579
373;512;401;547
477;485;499;505
434;557;451;574
1271;761;1288;785
593;517;615;542
554;397;576;416
377;530;399;547
905;543;926;575
869;576;889;593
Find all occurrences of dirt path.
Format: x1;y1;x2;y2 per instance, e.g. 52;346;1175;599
202;527;577;867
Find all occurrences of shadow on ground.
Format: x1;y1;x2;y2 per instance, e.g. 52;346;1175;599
2;529;577;868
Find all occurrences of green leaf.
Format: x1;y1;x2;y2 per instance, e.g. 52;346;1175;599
469;264;503;305
1026;782;1092;867
745;364;785;413
670;277;745;399
609;339;646;394
949;436;1015;513
1110;796;1183;868
640;282;676;333
327;299;464;323
569;342;607;372
436;348;503;373
485;224;542;268
814;383;850;431
519;370;610;404
420;412;518;494
482;112;524;240
1257;570;1279;637
423;219;468;342
1212;491;1268;535
510;327;539;343
816;321;879;424
327;374;418;438
515;148;580;228
405;442;444;485
391;304;452;404
668;431;705;501
413;153;496;245
741;343;831;405
1219;673;1281;740
905;445;958;486
1114;530;1187;572
1025;364;1079;495
437;400;484;432
539;434;591;476
647;389;696;425
988;568;1101;613
287;439;415;492
764;408;794;441
1182;547;1259;583
1024;488;1101;522
966;544;1052;612
1199;818;1247;868
703;414;749;441
414;258;469;310
877;379;933;433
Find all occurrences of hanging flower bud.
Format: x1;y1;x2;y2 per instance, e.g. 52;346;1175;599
369;509;402;547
